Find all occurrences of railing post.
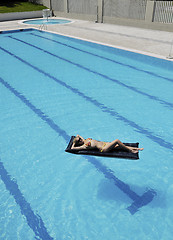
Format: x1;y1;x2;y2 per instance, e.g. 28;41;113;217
64;0;69;13
97;0;104;23
145;0;155;22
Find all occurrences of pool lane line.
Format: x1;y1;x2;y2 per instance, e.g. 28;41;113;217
0;45;173;151
30;32;173;84
0;160;54;240
8;35;173;111
0;76;156;215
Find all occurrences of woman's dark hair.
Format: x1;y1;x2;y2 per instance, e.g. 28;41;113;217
73;137;83;146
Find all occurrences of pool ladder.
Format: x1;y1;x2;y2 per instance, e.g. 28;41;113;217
39;23;47;31
167;39;173;59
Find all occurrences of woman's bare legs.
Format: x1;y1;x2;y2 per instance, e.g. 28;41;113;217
127;146;144;153
102;139;143;153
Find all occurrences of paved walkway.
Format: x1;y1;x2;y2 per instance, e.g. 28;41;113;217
1;18;173;59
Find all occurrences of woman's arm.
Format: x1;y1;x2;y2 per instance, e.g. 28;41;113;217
76;134;85;141
71;142;87;150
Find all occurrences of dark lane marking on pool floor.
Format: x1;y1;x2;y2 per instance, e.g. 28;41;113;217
31;32;173;84
0;76;156;216
8;35;173;111
0;160;54;240
0;45;172;151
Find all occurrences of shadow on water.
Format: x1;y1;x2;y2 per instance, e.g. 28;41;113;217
98;180;133;205
97;179;166;211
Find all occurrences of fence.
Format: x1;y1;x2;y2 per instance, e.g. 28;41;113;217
68;0;96;15
52;0;64;12
103;0;147;20
153;0;173;23
33;0;173;31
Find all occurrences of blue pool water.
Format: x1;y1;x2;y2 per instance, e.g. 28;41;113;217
23;19;71;25
0;28;173;240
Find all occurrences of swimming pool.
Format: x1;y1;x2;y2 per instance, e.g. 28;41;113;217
0;28;173;240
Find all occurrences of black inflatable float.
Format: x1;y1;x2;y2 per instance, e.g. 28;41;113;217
65;136;139;159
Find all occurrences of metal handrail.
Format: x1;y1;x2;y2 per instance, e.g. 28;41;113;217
39;24;47;31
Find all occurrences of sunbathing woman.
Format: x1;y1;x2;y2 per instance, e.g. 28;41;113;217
71;135;144;153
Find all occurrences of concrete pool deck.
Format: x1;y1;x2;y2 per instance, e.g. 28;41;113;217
0;17;173;60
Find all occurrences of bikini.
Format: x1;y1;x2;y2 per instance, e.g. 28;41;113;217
100;142;107;152
85;139;107;152
85;138;92;147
